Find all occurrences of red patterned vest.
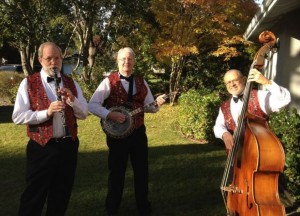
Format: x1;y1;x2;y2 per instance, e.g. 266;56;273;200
27;72;78;146
221;89;268;134
104;72;148;129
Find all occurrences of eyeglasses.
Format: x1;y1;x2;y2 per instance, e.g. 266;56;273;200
225;77;242;86
118;58;133;62
42;57;62;62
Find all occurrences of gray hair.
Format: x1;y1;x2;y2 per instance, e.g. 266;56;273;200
116;47;135;60
38;42;62;58
224;69;243;80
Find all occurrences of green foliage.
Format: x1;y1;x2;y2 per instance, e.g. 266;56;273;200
210;35;258;74
182;55;228;92
71;71;104;102
1;0;258;95
76;81;99;103
180;36;256;96
0;72;24;104
178;88;222;143
269;108;300;202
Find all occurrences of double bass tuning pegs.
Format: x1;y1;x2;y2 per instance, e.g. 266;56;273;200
273;38;280;53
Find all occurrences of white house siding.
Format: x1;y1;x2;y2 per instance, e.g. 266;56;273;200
273;11;300;112
244;0;300;113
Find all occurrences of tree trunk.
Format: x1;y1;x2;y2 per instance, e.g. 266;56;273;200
19;49;32;76
19;42;35;76
169;56;184;105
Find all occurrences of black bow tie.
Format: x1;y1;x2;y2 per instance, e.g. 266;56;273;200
233;95;243;103
47;77;61;83
120;74;133;82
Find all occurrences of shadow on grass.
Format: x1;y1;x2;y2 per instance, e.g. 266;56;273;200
0;142;227;216
67;143;227;216
0;105;14;123
0;152;26;216
2;140;294;215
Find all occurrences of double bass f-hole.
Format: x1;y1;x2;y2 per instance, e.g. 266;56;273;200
220;31;286;216
244;179;253;210
53;68;71;137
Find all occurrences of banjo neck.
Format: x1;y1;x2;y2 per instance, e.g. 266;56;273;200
129;101;158;116
128;93;174;117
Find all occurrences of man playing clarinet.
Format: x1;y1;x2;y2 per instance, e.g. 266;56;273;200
12;42;88;216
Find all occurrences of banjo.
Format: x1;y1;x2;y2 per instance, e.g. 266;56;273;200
101;92;175;139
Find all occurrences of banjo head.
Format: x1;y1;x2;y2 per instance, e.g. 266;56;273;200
101;106;135;139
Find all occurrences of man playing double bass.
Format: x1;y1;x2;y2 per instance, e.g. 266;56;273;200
213;68;291;152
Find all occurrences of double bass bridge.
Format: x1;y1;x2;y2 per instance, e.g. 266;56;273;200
221;184;243;194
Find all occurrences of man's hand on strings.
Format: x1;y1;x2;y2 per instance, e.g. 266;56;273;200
248;68;271;85
222;132;234;152
107;111;126;124
156;94;166;106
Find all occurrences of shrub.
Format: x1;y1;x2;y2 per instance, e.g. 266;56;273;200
0;72;24;104
178;88;222;143
178;88;300;203
269;108;300;202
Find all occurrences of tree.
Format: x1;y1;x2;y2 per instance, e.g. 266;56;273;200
151;0;257;104
104;0;160;78
1;0;161;98
151;0;199;104
62;0;157;83
63;0;113;83
0;0;69;76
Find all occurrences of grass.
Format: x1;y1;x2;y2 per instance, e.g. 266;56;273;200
0;105;229;216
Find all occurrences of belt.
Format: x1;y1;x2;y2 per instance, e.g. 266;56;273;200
51;136;72;142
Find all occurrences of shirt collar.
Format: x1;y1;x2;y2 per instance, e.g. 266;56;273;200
41;69;61;83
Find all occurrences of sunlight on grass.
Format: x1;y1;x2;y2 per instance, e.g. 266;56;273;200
145;104;198;146
77;114;107;152
0;105;228;216
0;122;27;155
77;105;199;154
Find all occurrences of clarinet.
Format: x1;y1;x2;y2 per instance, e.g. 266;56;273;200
53;68;71;137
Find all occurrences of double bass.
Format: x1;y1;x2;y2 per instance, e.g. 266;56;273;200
220;31;286;216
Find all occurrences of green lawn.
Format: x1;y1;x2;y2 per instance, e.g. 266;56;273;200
0;105;228;216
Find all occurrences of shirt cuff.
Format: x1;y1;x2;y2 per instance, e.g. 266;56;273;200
103;109;111;120
215;128;228;140
38;110;49;122
264;80;272;87
264;80;279;91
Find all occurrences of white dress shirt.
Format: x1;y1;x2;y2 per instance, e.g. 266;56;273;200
12;69;88;138
213;81;291;139
88;73;159;120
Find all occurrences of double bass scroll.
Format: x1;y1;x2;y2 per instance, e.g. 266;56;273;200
220;31;286;216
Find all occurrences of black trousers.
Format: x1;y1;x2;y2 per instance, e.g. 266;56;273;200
105;125;151;215
18;137;79;216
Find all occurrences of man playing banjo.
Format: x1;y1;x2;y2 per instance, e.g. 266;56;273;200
88;47;166;216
